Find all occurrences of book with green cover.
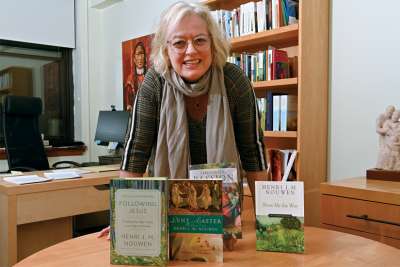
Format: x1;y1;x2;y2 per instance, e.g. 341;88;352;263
110;177;168;266
189;162;242;239
255;181;304;253
169;179;223;262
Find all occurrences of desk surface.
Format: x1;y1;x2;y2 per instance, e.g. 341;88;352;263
15;225;400;267
0;166;120;267
320;177;400;205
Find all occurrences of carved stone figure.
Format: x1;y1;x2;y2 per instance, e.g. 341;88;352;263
376;105;400;170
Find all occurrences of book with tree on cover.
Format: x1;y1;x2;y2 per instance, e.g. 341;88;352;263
255;181;304;253
189;162;242;240
169;179;223;263
110;177;168;266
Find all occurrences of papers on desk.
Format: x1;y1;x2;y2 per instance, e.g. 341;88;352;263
3;175;52;185
44;171;81;180
3;170;82;185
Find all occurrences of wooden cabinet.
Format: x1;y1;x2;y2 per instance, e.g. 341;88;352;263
204;0;329;226
0;67;33;98
320;177;400;248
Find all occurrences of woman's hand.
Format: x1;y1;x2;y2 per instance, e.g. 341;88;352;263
97;225;110;240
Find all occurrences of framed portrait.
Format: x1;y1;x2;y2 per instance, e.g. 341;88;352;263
122;34;154;111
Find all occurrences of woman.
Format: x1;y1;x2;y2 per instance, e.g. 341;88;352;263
101;1;268;250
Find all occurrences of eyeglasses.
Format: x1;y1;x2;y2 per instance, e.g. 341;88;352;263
167;35;211;54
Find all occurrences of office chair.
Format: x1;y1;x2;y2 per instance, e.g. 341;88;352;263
2;95;81;172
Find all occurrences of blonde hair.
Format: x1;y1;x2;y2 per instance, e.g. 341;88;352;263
151;1;230;76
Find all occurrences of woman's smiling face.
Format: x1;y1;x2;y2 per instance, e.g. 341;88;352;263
166;14;212;82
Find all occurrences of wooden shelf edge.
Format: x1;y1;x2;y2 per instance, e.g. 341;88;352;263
253;78;298;90
0;146;87;160
203;0;253;10
231;24;299;52
264;131;297;138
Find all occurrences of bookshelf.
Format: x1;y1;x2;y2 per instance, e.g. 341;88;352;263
205;0;329;226
0;66;33;98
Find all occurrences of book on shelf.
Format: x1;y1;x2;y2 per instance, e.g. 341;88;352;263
272;94;280;131
255;181;304;253
267;149;297;181
266;94;297;132
169;179;223;263
257;97;266;130
288;56;298;77
272;49;290;80
189;162;242;240
286;94;298;131
110;177;168;266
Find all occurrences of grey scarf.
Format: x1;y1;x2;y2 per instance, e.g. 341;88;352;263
154;65;240;178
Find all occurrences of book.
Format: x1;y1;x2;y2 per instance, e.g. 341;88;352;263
280;94;288;131
189;163;242;239
287;94;298;131
255;181;304;253
110;177;168;266
169;179;223;263
267;149;297;181
272;49;290;80
272;94;281;131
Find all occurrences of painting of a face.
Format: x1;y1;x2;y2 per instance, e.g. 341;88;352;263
134;44;145;69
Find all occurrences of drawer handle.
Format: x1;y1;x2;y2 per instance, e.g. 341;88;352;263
94;184;110;191
346;214;400;227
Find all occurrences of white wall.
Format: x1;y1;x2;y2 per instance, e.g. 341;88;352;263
0;0;75;48
79;0;193;161
329;0;400;180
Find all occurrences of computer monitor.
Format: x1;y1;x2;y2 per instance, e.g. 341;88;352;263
94;110;130;148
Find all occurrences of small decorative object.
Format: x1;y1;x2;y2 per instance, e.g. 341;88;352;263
367;105;400;181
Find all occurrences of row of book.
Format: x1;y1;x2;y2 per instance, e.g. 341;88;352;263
110;163;304;266
267;149;297;181
0;72;11;90
257;93;297;132
110;163;241;265
228;48;297;82
211;0;299;38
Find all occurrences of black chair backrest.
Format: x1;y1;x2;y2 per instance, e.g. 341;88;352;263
2;96;50;170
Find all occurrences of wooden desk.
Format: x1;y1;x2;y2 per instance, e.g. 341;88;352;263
320;177;400;248
14;226;400;267
0;168;120;267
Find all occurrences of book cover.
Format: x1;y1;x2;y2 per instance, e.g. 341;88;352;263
169;179;223;263
272;94;281;131
110;177;168;266
255;181;304;253
189;163;242;239
280;94;288;131
273;49;289;80
287;94;298;131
